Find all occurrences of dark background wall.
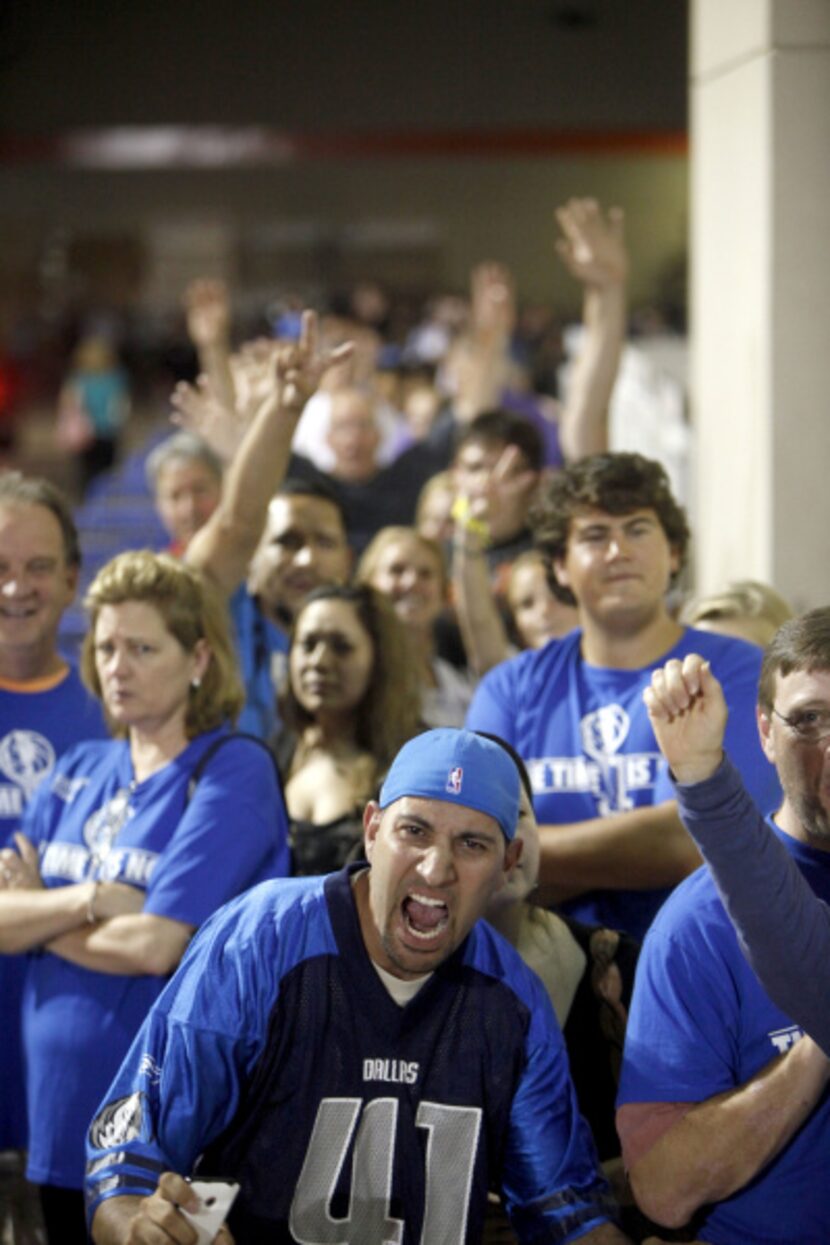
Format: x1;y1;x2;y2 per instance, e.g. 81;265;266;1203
0;1;688;316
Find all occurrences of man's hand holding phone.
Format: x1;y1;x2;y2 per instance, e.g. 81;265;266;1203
114;1172;237;1243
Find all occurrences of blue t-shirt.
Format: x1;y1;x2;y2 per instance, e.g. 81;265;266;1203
21;727;290;1189
86;866;618;1243
229;586;289;739
676;758;830;1057
617;827;830;1244
0;667;106;1149
465;626;780;938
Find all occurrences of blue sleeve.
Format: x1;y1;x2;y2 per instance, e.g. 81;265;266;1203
502;980;618;1242
676;759;830;1057
85;890;284;1223
617;900;739;1107
144;739;290;926
717;660;780;817
465;659;520;744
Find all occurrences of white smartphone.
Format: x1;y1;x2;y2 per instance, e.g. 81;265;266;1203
180;1178;240;1245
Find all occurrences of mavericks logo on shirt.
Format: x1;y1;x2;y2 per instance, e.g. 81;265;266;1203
528;704;661;816
769;1024;803;1054
89;1092;150;1149
0;729;56;816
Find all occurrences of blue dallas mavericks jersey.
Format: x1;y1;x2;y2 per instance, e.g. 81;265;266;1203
618;820;830;1243
0;666;106;1149
86;866;617;1243
22;727;290;1190
466;626;780;939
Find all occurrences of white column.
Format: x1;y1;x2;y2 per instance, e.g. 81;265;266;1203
691;0;830;613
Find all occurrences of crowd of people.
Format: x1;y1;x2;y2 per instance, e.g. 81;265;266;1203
0;196;824;1245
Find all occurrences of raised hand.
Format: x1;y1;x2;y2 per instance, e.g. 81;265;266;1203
555;198;628;290
233;338;282;412
183;279;231;350
0;832;42;890
643;654;729;784
273;309;354;414
170;375;246;465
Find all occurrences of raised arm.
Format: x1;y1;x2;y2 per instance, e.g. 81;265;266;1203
450;444;540;675
183;278;237;419
554;198;627;462
451;495;511;676
645;653;830;1055
452;262;516;423
185;310;352;597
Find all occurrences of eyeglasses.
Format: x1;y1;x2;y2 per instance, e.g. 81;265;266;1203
771;707;830;744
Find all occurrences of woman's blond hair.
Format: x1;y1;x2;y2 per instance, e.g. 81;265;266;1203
81;550;243;738
356;525;448;598
680;580;793;648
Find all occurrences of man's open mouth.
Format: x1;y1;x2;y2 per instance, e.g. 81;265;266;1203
402;893;448;942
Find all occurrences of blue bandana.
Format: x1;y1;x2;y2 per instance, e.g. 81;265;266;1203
379;729;520;840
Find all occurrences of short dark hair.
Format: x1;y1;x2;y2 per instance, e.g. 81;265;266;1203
275;476;348;529
0;471;81;567
455;410;544;474
758;608;830;713
531;452;690;606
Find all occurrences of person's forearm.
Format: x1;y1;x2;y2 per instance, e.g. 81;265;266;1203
536;801;701;899
46;913;192;976
0;883;94;953
198;337;236;421
452;542;510;676
677;758;830;1055
186;393;300;597
626;1036;830;1228
453;338;511;423
557;283;625;463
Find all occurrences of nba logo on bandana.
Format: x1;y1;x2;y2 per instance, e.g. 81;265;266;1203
446;766;463;795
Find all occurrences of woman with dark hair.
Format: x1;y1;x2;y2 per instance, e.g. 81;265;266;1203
0;550;289;1244
276;583;421;875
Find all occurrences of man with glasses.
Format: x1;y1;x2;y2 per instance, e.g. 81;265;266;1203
614;613;830;1242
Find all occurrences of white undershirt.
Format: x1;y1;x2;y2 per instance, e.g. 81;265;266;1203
372;961;432;1006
